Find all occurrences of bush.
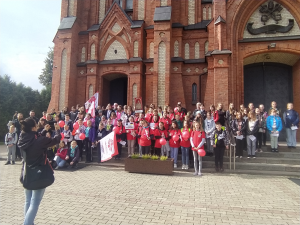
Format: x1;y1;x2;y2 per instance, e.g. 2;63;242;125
141;154;151;159
151;155;159;160
160;156;168;161
130;153;140;159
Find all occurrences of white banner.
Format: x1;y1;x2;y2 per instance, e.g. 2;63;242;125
85;92;99;118
100;132;118;162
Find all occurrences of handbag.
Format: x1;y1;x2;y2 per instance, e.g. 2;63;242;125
20;150;55;190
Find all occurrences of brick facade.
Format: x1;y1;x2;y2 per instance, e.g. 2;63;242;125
49;0;300;114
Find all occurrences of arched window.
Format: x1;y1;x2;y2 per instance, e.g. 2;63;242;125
188;0;195;25
59;49;67;111
81;47;86;62
91;44;96;60
138;0;145;20
174;40;179;57
161;0;167;6
192;83;197;103
158;42;166;107
185;43;190;59
205;41;209;54
89;85;93;99
203;7;206;20
132;83;137;106
134;41;138;57
149;42;154;58
208;7;212;20
68;0;75;16
99;0;106;23
195;42;200;59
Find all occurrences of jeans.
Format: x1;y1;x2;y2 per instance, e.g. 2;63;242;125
235;138;244;157
24;188;46;225
214;146;225;168
7;145;16;162
161;141;170;156
193;151;202;172
206;138;213;153
270;134;278;149
170;147;179;164
181;147;190;165
257;132;263;149
247;135;256;156
127;139;136;155
286;128;297;147
55;157;66;168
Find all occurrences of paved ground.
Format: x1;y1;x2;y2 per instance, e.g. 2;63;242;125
0;160;299;225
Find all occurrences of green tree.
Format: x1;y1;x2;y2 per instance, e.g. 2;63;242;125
38;47;53;87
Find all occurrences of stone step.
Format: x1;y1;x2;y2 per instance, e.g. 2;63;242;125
201;161;300;172
256;146;299;153
255;151;300;159
202;155;300;165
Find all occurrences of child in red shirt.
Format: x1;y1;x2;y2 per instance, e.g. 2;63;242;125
190;121;206;176
137;120;153;155
180;121;191;170
159;110;171;130
153;122;168;156
114;119;126;160
169;121;180;168
126;116;138;156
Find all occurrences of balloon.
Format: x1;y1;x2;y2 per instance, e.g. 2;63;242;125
182;131;189;139
172;134;179;142
59;120;65;128
60;133;64;140
159;138;166;145
79;133;86;140
174;108;178;113
198;149;206;157
73;122;79;130
83;121;87;127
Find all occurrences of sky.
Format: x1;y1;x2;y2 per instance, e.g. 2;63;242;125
0;0;61;91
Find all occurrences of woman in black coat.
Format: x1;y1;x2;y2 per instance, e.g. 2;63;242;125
18;118;61;225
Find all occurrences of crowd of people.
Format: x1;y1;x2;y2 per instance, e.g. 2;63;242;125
4;101;299;175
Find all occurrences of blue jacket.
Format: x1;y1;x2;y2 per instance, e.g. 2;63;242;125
266;115;282;133
283;110;299;128
86;127;96;143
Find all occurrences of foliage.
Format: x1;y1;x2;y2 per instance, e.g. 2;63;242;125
38;47;53;87
160;156;168;161
151;155;159;160
141;154;151;159
130;153;140;159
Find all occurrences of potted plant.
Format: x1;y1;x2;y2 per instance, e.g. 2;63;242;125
125;154;174;175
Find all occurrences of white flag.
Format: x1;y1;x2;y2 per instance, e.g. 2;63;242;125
85;92;98;118
100;132;118;162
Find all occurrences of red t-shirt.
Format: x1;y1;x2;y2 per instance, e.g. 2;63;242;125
114;125;126;142
168;113;175;121
153;129;168;148
175;111;186;121
159;117;171;130
180;128;191;148
190;130;205;150
145;113;153;123
150;115;160;123
169;129;181;148
126;123;138;140
138;126;153;146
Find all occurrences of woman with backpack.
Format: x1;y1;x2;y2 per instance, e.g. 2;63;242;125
18;118;61;225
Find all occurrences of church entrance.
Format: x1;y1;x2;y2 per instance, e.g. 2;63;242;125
109;77;127;105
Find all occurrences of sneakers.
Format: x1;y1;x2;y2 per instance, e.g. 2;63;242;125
198;172;202;176
252;156;256;159
275;149;278;152
182;164;185;169
247;155;251;159
235;156;239;158
174;164;177;168
194;171;198;176
12;161;15;165
271;149;275;152
185;165;189;170
240;156;243;159
54;166;59;170
4;161;10;165
220;168;224;173
259;149;263;153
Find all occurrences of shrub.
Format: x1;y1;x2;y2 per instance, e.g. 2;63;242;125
141;154;151;159
160;156;168;161
131;153;140;159
151;155;159;160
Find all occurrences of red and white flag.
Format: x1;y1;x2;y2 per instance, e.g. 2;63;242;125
100;132;118;162
85;92;98;118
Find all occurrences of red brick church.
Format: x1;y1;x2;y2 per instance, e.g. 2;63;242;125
49;0;300;113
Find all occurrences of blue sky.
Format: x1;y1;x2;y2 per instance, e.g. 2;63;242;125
0;0;61;91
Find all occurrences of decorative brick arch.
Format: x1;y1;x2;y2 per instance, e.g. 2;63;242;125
100;36;129;61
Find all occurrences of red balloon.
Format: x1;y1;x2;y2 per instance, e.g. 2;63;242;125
172;134;179;142
174;108;178;113
59;120;65;128
182;131;189;139
79;133;86;140
83;121;87;127
159;138;166;145
73;122;79;130
60;133;64;140
198;149;206;157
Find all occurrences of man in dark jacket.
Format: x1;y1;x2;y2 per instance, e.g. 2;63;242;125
13;113;23;160
27;110;39;124
283;103;299;148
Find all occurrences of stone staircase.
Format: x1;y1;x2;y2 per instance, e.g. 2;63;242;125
82;144;300;177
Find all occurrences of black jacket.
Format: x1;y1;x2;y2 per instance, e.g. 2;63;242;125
246;120;259;135
231;119;247;136
18;129;61;165
96;128;107;142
